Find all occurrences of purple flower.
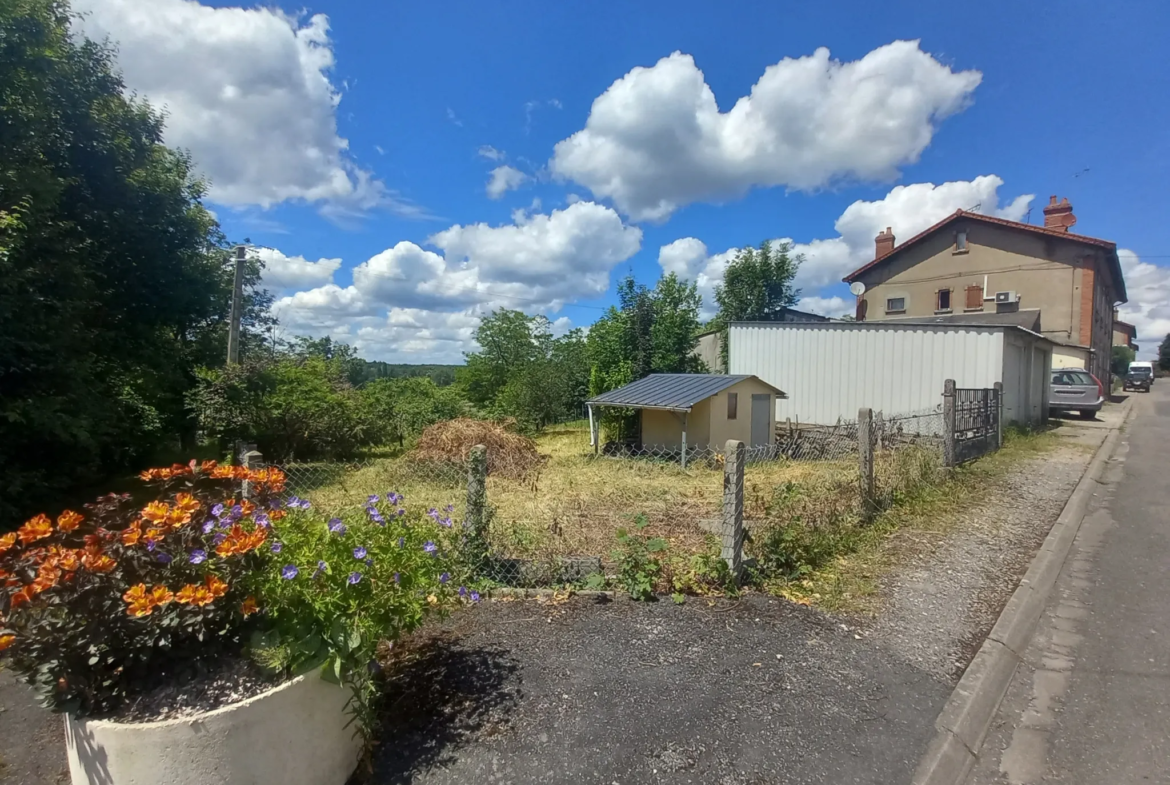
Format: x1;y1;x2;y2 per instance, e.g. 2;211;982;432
299;499;312;510
210;503;225;518
370;512;385;525
287;495;302;508
212;532;228;545
145;540;157;552
313;560;327;578
353;546;368;560
427;508;440;521
458;586;467;597
348;572;362;585
397;508;406;517
365;557;373;566
328;518;346;536
281;565;299;580
397;537;405;548
470;591;481;602
271;541;283;553
189;549;207;565
439;572;450;584
228;505;243;520
156;551;172;564
440;516;453;528
268;498;283;510
446;504;454;513
423;541;437;554
393;572;400;584
367;494;380;504
202;519;216;534
254;513;270;528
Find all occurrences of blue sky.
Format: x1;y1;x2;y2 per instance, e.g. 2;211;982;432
75;0;1170;360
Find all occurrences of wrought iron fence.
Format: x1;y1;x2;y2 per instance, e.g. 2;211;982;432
944;382;1002;466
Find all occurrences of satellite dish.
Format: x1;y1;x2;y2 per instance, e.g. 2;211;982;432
849;281;866;296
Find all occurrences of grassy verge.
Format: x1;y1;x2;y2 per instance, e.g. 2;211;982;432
761;427;1062;615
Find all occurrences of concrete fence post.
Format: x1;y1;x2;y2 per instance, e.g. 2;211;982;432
465;444;489;565
858;408;875;522
943;379;957;468
721;439;746;585
241;449;263;499
993;381;1004;450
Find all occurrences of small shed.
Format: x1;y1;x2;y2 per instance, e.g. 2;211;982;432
586;374;787;463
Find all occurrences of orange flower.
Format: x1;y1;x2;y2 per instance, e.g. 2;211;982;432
82;541;103;558
149;586;174;607
56;510;84;533
240;500;256;516
123;584;149;604
83;554;115;573
0;532;16;554
210;466;235;479
17;515;52;545
189;586;215;607
205;574;228;599
0;634;14;651
164;508;192;530
35;563;61;590
121;523;142;546
270;510;286;521
9;585;37;608
240;597;258;617
126;600;154;617
200;460;219;473
57;549;82;572
175;584;200;605
141;501;169;524
174;493;200;515
139;468;165;481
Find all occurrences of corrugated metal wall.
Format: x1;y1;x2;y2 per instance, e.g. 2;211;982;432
729;323;1006;424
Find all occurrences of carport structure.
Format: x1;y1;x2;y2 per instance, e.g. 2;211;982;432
586;373;786;467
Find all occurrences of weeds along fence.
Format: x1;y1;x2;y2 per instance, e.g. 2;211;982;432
255;401;957;591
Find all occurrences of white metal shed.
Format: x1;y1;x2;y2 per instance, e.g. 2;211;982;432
728;321;1055;426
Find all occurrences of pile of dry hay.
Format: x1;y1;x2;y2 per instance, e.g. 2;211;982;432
410;418;546;480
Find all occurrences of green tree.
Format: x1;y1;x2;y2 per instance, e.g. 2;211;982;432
359;377;465;447
457;309;548;407
0;0;243;527
586;273;706;443
709;240;804;368
1160;334;1170;373
1112;345;1136;377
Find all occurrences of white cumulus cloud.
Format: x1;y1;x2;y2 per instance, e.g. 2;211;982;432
1117;250;1170;359
72;0;402;214
659;175;1032;312
552;41;982;221
486;165;529;199
256;247;342;293
272;202;641;360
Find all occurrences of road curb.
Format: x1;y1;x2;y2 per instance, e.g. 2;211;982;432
911;403;1129;785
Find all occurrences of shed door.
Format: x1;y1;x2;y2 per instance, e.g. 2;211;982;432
750;394;771;447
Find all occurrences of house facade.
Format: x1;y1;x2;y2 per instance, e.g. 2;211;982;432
1113;316;1138;351
844;196;1127;383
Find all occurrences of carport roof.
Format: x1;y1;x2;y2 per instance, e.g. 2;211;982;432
587;373;786;412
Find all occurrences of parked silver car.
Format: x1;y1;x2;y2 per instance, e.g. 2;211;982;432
1049;368;1104;418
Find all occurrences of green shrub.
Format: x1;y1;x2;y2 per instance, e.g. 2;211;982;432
612;514;666;600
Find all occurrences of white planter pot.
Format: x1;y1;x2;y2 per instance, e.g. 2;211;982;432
65;672;362;785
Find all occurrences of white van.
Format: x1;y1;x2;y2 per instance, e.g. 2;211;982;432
1129;361;1155;383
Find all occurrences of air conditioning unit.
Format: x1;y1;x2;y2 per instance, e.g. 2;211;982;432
995;291;1018;304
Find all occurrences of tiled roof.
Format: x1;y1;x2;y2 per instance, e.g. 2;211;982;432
587;374;785;411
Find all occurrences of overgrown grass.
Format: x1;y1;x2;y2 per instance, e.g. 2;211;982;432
759;426;1062;614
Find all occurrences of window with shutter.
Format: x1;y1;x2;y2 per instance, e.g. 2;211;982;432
937;289;952;311
965;285;983;310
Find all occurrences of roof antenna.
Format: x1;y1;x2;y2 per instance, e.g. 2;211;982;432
1023;207;1032;224
967;202;982;213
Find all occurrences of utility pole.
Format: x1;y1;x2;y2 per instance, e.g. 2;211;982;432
227;244;246;365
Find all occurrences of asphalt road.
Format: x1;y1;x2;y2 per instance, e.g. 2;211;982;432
969;385;1170;784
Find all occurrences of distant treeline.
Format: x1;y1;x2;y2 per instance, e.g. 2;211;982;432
353;362;460;387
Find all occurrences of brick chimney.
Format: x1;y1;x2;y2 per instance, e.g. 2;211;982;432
1043;195;1077;232
875;227;895;258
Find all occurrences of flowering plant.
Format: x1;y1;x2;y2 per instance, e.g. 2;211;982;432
0;461;283;716
248;493;470;741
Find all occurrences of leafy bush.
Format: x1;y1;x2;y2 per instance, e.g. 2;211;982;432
249;494;470;739
0;462;283;716
612;514;667;600
359;377;465;447
189;356;371;460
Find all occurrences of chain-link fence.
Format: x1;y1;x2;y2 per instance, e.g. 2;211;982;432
262;402;950;590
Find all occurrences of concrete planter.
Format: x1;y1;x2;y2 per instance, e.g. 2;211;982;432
64;672;361;785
